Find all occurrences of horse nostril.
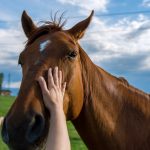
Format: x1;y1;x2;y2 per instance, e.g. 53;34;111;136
26;114;45;143
1;118;9;144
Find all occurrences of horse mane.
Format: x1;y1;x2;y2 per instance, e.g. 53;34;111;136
27;12;66;45
79;45;150;115
118;77;129;86
117;76;149;100
79;44;103;101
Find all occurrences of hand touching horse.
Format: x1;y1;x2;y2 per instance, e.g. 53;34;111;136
2;10;150;150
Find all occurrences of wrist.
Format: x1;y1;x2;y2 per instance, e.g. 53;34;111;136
50;108;65;119
46;103;63;114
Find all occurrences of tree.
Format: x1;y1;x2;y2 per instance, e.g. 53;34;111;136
0;73;4;92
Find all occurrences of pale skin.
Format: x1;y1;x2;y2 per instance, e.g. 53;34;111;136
0;117;4;127
38;67;71;150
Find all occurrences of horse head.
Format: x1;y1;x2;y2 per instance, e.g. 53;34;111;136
1;10;94;149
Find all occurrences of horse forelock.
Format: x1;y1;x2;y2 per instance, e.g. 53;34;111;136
26;12;66;46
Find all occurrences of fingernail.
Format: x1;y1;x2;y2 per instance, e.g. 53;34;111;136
48;68;52;73
39;76;44;81
37;77;41;82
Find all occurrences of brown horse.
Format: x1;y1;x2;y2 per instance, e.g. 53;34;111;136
1;10;150;150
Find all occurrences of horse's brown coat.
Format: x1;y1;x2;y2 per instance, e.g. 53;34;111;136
73;48;150;150
2;10;150;150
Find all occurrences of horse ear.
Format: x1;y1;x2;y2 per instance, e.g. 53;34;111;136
21;10;37;38
68;10;94;40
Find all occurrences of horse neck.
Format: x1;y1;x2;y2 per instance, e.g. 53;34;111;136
72;48;150;149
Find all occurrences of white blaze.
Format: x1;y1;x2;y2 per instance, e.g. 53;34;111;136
40;40;51;52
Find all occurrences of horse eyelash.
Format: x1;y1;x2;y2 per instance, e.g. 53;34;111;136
67;50;78;59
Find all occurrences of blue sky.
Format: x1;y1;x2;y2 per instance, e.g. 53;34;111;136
0;0;150;95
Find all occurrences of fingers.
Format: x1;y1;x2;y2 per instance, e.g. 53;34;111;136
38;67;66;93
48;68;54;89
38;76;49;94
59;70;62;88
62;82;66;97
53;66;59;86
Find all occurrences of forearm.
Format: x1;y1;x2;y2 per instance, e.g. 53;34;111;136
0;117;4;127
38;67;70;150
45;109;71;150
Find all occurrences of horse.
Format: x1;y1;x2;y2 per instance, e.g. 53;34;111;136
1;10;150;150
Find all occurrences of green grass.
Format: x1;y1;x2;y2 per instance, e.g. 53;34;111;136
68;122;87;150
0;96;87;150
0;96;15;116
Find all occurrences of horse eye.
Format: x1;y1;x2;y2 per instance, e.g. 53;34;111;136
67;51;77;59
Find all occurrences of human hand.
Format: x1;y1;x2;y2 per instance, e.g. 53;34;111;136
38;67;66;114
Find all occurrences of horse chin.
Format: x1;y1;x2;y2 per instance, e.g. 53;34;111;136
13;143;45;150
35;139;47;150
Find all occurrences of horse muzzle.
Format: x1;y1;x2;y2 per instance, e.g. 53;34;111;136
1;112;45;149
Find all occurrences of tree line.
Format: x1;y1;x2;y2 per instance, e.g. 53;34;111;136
0;73;4;92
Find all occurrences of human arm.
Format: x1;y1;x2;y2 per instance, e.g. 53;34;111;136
38;67;70;150
0;117;4;127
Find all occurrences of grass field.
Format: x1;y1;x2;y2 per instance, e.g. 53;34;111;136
0;96;87;150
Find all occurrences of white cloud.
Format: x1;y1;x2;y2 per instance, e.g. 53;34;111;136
140;57;150;70
79;14;150;71
142;0;150;7
0;28;26;67
3;81;21;89
56;0;150;71
0;0;150;94
58;0;108;11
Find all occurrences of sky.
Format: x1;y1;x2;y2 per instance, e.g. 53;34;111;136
0;0;150;95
